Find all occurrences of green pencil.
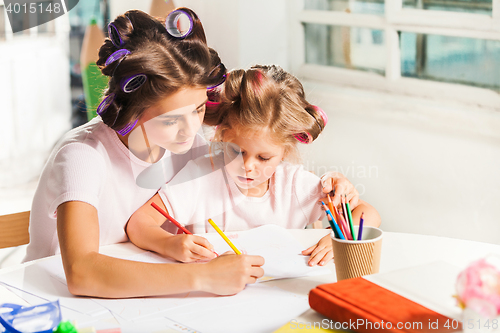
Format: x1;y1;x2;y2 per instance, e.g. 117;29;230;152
344;195;356;241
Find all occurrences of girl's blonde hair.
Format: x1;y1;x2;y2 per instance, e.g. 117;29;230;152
204;65;326;162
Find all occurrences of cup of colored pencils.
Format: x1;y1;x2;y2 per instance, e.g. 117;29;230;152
330;225;383;281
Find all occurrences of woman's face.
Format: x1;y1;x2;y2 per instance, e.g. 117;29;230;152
138;88;207;154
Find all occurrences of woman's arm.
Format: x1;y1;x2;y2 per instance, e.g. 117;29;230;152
58;201;264;298
126;193;216;262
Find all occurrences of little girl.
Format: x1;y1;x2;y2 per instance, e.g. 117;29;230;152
128;65;381;266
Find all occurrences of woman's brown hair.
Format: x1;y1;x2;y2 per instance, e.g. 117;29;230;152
96;8;225;133
204;65;326;162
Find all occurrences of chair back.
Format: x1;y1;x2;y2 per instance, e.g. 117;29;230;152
0;211;30;249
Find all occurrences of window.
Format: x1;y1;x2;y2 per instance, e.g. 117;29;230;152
305;23;386;74
401;32;500;89
293;0;500;107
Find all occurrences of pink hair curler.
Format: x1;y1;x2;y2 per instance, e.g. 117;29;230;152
294;105;328;144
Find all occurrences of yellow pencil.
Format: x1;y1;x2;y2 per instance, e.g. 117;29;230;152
207;218;242;255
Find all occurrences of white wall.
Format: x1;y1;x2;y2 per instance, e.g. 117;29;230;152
300;82;500;244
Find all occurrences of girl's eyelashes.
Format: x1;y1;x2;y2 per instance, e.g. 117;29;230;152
259;156;271;162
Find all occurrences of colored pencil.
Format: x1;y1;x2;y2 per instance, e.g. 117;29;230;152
151;202;192;234
321;202;345;240
208;218;242;255
330;196;349;240
358;212;365;240
326;194;336;219
336;207;353;240
321;201;338;238
343;195;356;241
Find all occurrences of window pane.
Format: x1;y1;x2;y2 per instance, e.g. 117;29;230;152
305;0;384;15
304;23;386;75
403;0;491;14
401;32;500;90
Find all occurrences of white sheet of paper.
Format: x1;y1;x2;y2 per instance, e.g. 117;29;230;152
0;258;108;317
364;261;463;320
198;224;330;280
163;283;309;333
123;225;330;281
94;291;213;323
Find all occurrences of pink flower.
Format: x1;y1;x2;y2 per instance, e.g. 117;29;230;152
456;257;500;318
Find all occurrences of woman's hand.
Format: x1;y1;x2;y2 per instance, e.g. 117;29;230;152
320;172;359;210
198;252;265;295
301;234;333;266
163;234;217;262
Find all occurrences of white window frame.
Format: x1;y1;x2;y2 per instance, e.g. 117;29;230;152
288;0;500;109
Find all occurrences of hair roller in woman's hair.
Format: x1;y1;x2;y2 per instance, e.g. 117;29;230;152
165;10;194;38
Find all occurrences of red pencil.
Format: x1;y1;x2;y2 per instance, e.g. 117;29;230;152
151;202;192;235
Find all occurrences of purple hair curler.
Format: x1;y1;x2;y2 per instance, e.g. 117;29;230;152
165;10;194;38
108;23;124;48
117;119;138;136
121;74;147;93
105;49;131;66
97;93;116;116
207;74;226;90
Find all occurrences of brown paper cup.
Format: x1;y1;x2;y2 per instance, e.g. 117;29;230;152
331;226;383;281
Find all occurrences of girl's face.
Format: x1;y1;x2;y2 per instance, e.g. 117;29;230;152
223;128;286;197
138;88;208;154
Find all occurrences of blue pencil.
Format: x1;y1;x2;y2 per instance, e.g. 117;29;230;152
357;212;365;240
321;202;345;240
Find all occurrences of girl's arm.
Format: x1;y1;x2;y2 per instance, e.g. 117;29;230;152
350;199;381;228
126;193;216;262
302;199;380;266
58;201;264;298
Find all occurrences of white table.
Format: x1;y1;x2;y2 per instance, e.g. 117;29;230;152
1;230;499;333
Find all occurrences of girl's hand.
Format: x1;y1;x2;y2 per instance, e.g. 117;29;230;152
320;172;359;210
301;234;333;266
163;234;217;262
199;252;265;295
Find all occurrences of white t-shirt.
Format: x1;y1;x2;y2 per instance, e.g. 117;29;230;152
24;117;208;261
158;152;325;233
